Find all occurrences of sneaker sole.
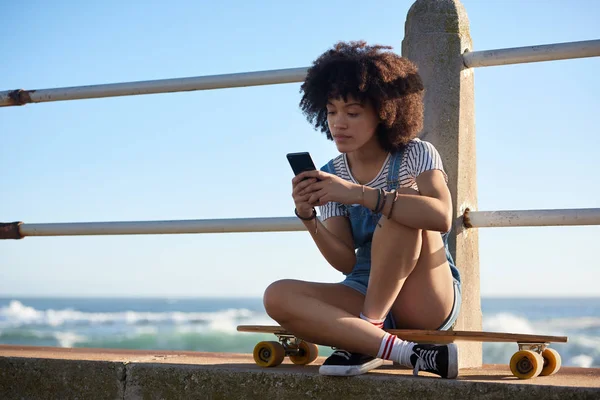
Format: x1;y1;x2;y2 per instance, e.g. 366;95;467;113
446;343;459;379
319;358;385;376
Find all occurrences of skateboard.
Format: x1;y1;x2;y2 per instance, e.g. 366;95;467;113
237;325;568;379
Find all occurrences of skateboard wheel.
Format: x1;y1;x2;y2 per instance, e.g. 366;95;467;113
253;341;285;367
289;341;319;365
510;350;544;379
540;348;561;376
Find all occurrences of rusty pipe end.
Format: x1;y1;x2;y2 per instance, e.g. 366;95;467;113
0;222;24;239
462;208;473;229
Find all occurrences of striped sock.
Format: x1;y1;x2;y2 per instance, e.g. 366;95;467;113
359;312;384;329
377;332;415;367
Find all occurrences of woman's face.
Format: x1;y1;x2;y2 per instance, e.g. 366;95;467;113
326;96;380;153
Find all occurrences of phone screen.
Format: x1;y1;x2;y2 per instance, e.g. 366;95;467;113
286;152;316;176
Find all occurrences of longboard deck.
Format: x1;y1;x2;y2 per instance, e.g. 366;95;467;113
237;325;568;344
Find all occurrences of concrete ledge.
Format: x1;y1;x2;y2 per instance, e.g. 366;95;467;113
1;356;125;399
1;345;599;400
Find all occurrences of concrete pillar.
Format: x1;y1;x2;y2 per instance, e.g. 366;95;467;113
402;0;482;369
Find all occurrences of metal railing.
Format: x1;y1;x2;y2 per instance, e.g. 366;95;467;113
0;68;308;107
2;40;599;108
462;39;600;68
2;37;600;239
2;208;600;239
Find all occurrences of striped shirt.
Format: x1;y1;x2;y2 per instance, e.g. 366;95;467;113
319;138;447;221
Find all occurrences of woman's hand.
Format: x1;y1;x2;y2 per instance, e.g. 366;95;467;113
291;176;320;219
294;170;360;207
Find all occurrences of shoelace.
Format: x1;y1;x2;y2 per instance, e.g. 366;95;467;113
412;348;439;376
332;349;352;360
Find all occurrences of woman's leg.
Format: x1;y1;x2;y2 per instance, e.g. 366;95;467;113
364;224;455;329
362;188;455;327
263;280;386;355
356;188;458;379
390;229;455;330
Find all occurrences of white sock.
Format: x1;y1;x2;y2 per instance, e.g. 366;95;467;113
359;312;384;329
377;332;415;367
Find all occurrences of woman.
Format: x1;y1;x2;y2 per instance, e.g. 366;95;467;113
263;41;462;379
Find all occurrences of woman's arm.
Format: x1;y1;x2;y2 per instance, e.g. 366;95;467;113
299;168;452;233
292;174;356;274
300;215;356;275
359;169;452;232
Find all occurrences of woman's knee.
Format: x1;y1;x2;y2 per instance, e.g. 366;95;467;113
376;213;421;242
375;187;422;236
263;279;297;320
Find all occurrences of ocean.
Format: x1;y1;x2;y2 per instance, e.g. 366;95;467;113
0;297;598;368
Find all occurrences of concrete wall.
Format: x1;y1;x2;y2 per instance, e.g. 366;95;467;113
402;0;482;369
1;348;599;400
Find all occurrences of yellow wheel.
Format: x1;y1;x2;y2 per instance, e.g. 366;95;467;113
540;348;561;376
289;341;319;365
510;350;544;379
253;341;285;367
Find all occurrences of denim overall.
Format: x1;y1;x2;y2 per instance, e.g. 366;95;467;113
322;149;462;330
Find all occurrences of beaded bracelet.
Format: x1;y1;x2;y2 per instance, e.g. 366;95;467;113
294;207;318;235
295;207;316;220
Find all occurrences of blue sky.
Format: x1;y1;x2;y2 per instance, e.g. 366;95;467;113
1;0;599;298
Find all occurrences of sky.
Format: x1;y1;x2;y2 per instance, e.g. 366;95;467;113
1;0;599;298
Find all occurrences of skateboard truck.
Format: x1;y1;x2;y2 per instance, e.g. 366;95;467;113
274;333;304;356
518;342;549;353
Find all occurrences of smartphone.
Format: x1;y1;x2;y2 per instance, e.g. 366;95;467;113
286;152;317;176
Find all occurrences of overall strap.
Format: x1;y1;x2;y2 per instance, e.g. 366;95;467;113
386;146;405;191
320;158;337;175
326;159;336;175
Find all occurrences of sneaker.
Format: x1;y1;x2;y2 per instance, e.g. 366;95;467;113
410;343;458;379
319;349;384;376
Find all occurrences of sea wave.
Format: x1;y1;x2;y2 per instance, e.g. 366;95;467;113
483;312;600;368
1;301;598;368
0;329;87;348
0;300;258;330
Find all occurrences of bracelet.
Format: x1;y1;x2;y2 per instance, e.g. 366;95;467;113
387;190;400;219
375;188;386;214
295;207;317;221
373;188;381;212
295;207;318;235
